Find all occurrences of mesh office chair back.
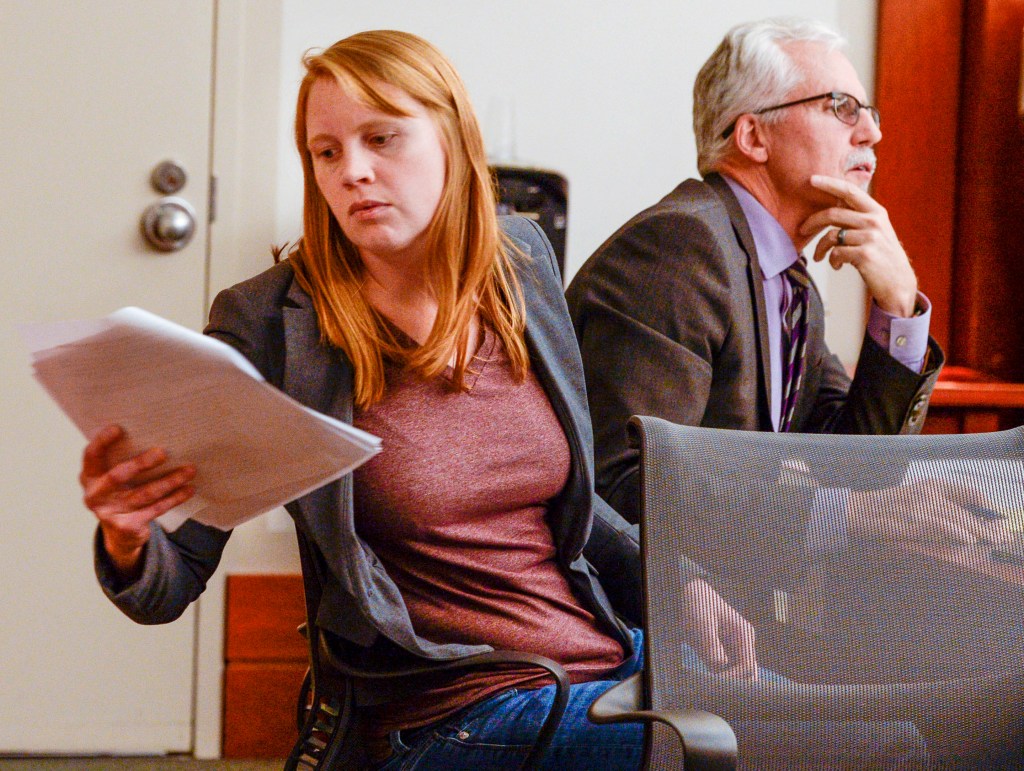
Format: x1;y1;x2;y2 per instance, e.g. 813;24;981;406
612;418;1024;770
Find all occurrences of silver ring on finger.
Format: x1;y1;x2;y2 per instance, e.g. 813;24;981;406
836;228;847;246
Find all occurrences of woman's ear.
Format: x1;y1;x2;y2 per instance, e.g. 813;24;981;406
731;115;769;164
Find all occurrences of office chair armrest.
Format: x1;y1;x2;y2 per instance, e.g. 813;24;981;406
588;673;737;771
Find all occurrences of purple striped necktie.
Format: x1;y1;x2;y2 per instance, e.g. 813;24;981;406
779;257;810;432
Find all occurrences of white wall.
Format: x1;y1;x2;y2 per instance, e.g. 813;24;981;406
832;1;876;365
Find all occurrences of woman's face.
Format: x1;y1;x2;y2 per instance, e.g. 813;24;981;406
305;77;447;270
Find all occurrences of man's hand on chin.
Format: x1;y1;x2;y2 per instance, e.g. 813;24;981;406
799;174;917;318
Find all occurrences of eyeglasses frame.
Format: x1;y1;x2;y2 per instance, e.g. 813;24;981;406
720;91;881;140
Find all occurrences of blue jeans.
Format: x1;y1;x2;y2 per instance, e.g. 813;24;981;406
374;629;928;770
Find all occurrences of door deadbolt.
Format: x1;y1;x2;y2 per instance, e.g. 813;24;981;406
141;197;196;252
150;160;187;194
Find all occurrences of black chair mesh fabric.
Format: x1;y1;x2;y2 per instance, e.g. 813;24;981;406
635;417;1024;770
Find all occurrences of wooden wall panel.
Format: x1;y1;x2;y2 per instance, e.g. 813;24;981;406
223;662;306;758
223;574;308;759
874;0;964;353
953;0;1024;380
224;573;307;661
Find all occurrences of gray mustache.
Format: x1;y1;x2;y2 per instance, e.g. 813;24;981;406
845;149;877;172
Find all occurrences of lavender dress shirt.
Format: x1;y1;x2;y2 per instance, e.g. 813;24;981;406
723;176;931;431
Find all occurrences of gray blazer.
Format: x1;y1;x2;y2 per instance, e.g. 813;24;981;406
566;173;944;524
96;217;639;661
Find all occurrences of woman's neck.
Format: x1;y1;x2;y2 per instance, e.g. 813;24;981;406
361;256;480;362
360;251;435;341
362;266;434;341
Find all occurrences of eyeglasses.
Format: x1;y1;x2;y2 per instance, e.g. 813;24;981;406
721;92;881;139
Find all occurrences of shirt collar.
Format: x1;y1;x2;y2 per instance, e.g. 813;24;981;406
722;174;800;280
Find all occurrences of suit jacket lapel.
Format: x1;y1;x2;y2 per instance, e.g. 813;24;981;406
282;281;352;421
280;279;364;597
705;173;774;429
510;230;592;560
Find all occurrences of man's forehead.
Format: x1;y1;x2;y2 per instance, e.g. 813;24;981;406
781;41;866;102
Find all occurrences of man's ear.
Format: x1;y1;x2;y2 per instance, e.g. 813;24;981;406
732;115;769;164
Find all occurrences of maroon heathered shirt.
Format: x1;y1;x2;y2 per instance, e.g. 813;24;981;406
353;325;624;735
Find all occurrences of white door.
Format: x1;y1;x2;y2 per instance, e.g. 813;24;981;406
0;0;214;753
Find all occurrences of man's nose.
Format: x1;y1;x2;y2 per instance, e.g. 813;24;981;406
854;108;882;145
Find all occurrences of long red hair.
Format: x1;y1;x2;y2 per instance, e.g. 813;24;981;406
285;30;527;409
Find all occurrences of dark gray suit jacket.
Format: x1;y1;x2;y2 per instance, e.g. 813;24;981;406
566;174;944;524
96;217;639;661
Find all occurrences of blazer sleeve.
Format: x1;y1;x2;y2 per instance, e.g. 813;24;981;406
805;330;944;436
93;279;283;624
95;518;230;624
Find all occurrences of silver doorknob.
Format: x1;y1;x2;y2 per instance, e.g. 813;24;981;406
141;197;196;252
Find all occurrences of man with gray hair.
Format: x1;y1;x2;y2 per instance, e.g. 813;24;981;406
567;17;943;524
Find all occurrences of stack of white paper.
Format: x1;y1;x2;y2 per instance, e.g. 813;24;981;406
22;307;381;530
